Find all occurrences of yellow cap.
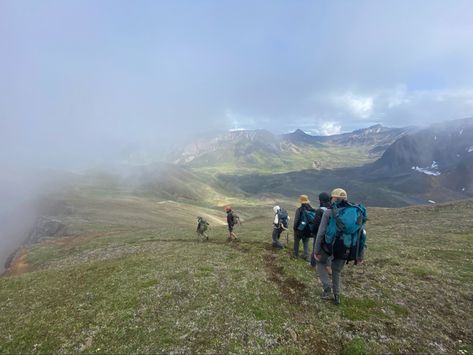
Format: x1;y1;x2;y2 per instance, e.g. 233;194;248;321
331;188;347;200
299;194;310;204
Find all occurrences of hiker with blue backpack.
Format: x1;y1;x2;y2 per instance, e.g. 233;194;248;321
272;206;289;249
314;188;367;305
293;195;316;261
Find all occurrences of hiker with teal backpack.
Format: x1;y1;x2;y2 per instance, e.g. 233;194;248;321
314;188;367;305
272;206;289;249
293;195;316;261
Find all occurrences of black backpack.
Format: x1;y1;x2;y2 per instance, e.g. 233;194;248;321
277;209;289;229
229;212;240;226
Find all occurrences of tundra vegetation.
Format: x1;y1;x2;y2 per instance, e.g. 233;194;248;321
1;179;472;354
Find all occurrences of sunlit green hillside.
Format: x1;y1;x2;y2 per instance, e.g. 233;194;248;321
1;182;472;353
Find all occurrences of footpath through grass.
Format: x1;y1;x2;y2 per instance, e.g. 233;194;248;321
1;196;473;354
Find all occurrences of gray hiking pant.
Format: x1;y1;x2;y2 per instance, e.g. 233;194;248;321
316;249;345;295
272;227;283;248
294;234;310;260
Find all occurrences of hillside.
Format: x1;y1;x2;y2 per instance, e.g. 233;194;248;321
173;125;410;174
369;117;473;195
1;186;472;353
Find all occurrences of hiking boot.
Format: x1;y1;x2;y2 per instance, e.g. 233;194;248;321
333;294;341;305
321;287;332;300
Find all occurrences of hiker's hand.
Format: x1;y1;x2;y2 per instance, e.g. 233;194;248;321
356;259;365;266
315;254;321;261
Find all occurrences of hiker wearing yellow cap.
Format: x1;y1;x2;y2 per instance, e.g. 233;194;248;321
331;188;347;200
314;188;367;305
293;194;316;261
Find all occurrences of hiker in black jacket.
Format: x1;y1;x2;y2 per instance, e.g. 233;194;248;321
225;206;239;241
293;194;316;261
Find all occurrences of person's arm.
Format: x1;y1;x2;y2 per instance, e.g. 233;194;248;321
314;209;330;256
313;209;323;234
293;208;301;231
273;213;279;226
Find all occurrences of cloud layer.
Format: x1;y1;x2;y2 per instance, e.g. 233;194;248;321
1;0;473;167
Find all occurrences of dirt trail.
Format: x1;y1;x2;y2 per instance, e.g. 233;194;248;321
263;248;307;305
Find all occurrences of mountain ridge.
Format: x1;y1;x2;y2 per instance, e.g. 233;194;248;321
173;124;413;172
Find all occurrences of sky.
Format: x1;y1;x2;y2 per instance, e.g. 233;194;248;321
1;0;473;168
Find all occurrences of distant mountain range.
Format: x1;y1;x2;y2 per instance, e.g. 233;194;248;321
172;124;413;173
114;118;473;207
218;118;473;206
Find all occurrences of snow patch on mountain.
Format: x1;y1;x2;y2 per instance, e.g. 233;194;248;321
467;146;473;153
411;161;441;176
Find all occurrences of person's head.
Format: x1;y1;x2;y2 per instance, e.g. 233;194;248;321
197;216;202;221
273;205;281;214
298;194;310;205
330;188;348;204
224;206;232;213
318;192;331;207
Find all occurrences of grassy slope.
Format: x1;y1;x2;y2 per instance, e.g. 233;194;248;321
189;144;377;175
1;189;473;354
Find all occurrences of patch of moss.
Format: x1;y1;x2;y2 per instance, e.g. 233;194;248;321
342;337;367;355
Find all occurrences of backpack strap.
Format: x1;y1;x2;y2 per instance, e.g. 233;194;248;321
331;206;346;232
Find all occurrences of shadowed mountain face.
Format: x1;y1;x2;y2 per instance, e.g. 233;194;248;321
369;117;473;195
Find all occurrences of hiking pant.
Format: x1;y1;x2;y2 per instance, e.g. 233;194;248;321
294;235;310;260
316;249;345;295
272;227;283;248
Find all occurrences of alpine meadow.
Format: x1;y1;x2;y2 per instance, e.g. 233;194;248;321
1;1;473;354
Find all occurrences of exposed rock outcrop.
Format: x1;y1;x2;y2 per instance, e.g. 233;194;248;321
27;216;69;244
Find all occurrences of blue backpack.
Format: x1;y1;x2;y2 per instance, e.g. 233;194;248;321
324;203;367;264
297;208;317;235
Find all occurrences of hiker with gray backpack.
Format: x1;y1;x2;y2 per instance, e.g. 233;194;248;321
314;188;367;305
196;216;210;241
293;195;316;261
272;206;289;249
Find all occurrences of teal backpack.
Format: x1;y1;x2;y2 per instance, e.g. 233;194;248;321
297;208;317;235
324;203;367;264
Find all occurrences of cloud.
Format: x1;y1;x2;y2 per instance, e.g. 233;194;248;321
1;0;473;168
318;122;342;136
334;93;374;119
